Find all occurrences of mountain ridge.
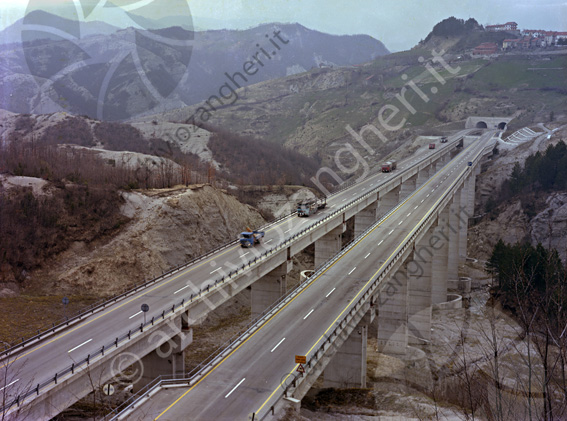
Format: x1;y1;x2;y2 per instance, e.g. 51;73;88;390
0;12;389;120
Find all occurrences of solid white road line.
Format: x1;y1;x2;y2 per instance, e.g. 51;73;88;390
174;285;190;294
68;338;92;353
348;267;356;275
0;379;19;392
303;309;314;320
225;378;245;398
326;288;336;298
271;338;286;353
129;311;143;319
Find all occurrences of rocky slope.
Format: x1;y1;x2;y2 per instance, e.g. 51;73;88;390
469;124;567;261
28;183;265;296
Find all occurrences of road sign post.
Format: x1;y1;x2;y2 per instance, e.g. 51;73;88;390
141;303;149;324
102;384;115;396
62;296;69;320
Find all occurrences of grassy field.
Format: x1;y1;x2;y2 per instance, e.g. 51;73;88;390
0;295;100;346
469;56;567;90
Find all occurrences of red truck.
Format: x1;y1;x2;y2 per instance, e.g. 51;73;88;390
381;160;397;172
429;143;436;149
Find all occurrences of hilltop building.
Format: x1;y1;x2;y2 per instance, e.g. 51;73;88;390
486;22;518;32
472;42;499;56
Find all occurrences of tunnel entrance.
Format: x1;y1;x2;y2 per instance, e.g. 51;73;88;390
497;122;507;130
476;121;488;128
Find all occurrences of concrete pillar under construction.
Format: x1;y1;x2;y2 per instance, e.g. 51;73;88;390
314;225;345;268
354;202;378;238
250;260;292;317
377;264;408;356
323;310;372;388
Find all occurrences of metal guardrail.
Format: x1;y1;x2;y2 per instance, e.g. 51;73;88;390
104;196;414;420
1;131;462;360
0;207;304;360
104;137;486;420
1;134;473;417
254;138;495;420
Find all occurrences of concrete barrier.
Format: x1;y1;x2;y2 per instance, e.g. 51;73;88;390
300;270;314;283
433;294;462;310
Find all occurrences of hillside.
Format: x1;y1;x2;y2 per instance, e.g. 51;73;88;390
418;16;514;53
147;46;566;177
469;124;567;262
0;110;320;191
0;13;388;120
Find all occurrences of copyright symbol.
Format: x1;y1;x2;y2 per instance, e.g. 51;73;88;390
110;351;144;385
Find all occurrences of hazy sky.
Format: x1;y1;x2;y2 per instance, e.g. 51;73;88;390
2;0;566;51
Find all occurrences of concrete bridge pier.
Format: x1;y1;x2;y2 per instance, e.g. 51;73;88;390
458;181;473;263
435;154;450;172
354;202;378;238
431;206;450;304
314;224;345;268
447;191;462;280
416;165;431;188
251;260;292;317
323;310;373;388
136;329;193;391
377;186;400;220
377;264;408;356
407;231;433;345
399;174;417;201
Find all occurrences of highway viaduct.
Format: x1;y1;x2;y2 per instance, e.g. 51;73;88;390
0;129;493;420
